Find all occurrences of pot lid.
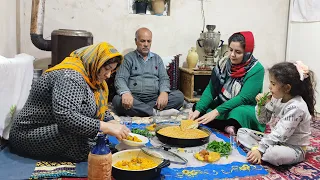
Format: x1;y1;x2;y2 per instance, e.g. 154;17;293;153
141;146;188;165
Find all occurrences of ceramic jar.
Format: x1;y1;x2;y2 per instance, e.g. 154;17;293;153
152;0;166;15
187;47;199;69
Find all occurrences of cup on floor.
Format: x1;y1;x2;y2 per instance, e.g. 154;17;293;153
230;135;238;150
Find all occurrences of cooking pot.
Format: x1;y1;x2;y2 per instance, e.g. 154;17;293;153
112;149;170;180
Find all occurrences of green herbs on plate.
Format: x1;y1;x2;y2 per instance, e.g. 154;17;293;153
257;92;271;116
206;140;232;157
131;128;154;138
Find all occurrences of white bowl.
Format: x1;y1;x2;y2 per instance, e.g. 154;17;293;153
122;133;149;147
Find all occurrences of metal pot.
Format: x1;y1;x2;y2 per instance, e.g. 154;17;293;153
112;149;170;180
155;124;211;147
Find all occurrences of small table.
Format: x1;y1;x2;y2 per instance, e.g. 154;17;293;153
179;67;212;102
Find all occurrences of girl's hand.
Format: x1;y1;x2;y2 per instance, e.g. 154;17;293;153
255;93;264;103
255;93;271;105
188;110;200;120
247;150;262;164
195;109;219;124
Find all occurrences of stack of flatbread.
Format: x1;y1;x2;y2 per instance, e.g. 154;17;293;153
180;119;199;131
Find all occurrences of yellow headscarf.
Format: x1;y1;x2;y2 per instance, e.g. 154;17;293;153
46;42;123;120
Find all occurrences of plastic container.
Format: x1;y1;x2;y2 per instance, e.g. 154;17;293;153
88;133;112;180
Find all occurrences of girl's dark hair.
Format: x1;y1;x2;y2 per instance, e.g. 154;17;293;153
102;56;122;69
269;62;316;116
228;33;246;50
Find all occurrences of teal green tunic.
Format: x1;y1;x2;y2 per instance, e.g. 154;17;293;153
195;62;265;132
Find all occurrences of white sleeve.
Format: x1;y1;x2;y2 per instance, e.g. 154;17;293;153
258;104;304;153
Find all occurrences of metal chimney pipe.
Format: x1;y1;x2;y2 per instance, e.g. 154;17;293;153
30;0;51;51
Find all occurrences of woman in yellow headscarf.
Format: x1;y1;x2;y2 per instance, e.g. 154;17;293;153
9;42;130;162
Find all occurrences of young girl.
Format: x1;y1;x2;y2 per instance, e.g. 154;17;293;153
237;61;316;166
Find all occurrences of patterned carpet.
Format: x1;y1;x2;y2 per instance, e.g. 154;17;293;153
237;118;320;180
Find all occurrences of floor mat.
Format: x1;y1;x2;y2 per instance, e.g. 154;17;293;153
0;123;267;180
0;147;38;180
109;123;268;179
30;161;76;179
0;147;88;180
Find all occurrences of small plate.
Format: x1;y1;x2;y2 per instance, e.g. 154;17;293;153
194;151;220;163
122;133;149;147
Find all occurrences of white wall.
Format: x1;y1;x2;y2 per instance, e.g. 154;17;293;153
19;0;289;70
287;22;320;111
0;0;17;57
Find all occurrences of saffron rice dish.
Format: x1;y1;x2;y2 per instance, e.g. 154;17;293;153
157;126;209;139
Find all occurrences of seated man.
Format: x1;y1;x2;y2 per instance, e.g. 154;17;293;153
112;27;184;117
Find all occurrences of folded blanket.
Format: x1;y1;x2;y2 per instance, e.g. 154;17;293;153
0;53;34;139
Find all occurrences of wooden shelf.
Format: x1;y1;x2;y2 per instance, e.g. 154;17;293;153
179;67;212;103
179;67;212;75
